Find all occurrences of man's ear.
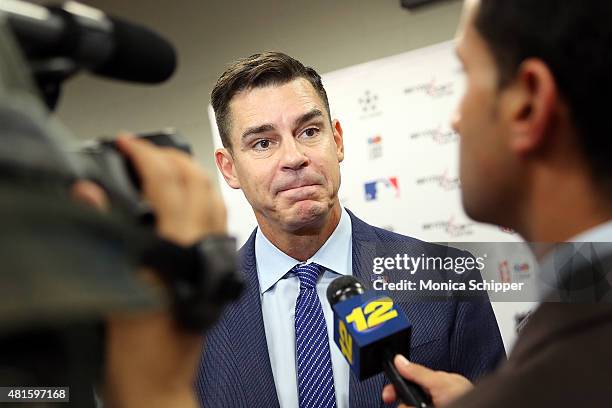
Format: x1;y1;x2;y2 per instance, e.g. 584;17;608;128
504;58;558;155
215;148;241;189
332;119;345;163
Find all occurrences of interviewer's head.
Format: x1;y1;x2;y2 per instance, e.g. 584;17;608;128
453;0;612;238
212;52;344;234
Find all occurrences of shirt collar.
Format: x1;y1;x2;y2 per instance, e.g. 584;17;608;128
255;207;353;294
570;220;612;243
538;220;612;299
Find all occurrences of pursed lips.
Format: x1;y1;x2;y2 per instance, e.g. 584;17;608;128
278;183;318;193
275;181;321;195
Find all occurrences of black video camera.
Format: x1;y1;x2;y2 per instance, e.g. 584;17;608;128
76;129;244;331
0;3;242;406
0;0;243;332
77;129;191;220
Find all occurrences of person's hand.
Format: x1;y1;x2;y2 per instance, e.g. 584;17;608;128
382;355;474;408
71;179;110;211
70;133;228;408
115;133;227;245
102;306;203;408
70;183;203;408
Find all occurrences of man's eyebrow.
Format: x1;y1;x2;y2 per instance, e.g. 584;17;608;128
241;124;275;141
294;109;325;129
240;109;325;141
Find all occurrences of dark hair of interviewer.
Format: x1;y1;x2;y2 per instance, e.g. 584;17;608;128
475;1;612;194
211;52;331;150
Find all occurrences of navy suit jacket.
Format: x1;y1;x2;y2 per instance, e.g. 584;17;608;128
196;210;505;407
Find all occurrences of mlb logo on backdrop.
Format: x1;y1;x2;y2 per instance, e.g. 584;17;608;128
364;177;400;201
367;135;383;160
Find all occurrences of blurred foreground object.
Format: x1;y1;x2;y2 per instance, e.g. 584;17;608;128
0;0;177;109
0;5;241;407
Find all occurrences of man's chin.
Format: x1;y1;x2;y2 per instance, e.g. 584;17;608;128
281;201;330;231
461;190;506;227
461;192;484;223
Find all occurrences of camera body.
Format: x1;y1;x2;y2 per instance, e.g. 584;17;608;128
77;129;192;219
0;4;241;405
77;129;244;331
0;4;243;333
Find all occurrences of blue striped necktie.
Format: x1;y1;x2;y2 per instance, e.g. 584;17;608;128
293;262;337;408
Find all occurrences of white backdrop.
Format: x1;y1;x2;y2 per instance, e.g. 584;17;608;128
208;41;537;352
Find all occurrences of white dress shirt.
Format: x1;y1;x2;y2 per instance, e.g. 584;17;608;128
255;207;353;408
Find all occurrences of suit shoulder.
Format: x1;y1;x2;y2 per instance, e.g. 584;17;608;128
368;224;470;258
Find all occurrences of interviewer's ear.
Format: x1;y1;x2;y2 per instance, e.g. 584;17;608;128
504;58;558;155
215;148;241;189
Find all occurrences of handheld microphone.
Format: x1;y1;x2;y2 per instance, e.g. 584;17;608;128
327;276;432;408
1;0;177;84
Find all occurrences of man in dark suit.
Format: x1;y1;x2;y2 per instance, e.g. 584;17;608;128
383;1;612;407
195;52;504;407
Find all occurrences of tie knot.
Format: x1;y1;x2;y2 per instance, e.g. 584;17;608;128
293;263;323;289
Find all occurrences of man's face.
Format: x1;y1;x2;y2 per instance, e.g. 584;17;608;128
452;0;518;224
217;78;344;232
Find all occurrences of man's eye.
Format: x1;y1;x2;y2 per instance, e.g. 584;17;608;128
302;128;319;138
254;139;271;150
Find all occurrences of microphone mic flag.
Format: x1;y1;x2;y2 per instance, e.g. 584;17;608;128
327;276;432;408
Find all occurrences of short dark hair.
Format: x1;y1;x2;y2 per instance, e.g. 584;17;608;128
211;52;331;149
475;1;612;191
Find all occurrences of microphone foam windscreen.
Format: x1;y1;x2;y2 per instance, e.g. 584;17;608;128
94;16;177;84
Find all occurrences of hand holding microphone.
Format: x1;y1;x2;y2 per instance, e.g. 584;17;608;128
382;355;473;408
326;276;433;408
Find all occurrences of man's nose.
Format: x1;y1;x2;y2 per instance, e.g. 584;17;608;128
280;136;309;170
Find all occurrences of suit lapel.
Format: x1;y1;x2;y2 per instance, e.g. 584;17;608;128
348;212;388;408
229;231;280;408
232;213;424;407
346;210;433;407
